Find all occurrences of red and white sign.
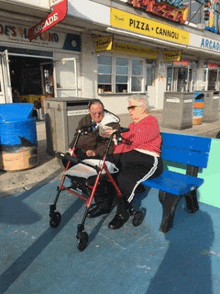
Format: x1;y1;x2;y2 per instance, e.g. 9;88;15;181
28;0;68;41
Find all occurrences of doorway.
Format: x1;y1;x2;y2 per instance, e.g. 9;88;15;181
9;55;54;104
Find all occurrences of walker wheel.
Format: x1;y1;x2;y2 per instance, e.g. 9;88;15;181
50;212;61;228
132;211;143;227
77;232;89;252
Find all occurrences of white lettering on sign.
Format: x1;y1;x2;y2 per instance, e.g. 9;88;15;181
34;13;59;35
213;96;219;99
166;98;180;103
67;109;89;116
184;99;193;103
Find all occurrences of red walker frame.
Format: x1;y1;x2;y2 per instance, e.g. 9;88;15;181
49;126;144;251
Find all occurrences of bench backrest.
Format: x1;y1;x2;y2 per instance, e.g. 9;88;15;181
160;132;211;168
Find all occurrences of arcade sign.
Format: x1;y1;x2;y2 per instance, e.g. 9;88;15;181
28;0;68;41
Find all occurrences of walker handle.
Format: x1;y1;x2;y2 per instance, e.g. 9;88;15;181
80;122;97;131
118;127;130;133
113;127;130;135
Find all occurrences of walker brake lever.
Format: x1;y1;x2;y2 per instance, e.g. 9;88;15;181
113;127;130;142
80;122;97;134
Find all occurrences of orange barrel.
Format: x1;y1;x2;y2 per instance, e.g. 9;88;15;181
193;92;204;125
0;103;38;171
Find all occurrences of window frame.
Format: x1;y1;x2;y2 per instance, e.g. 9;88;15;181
97;53;155;94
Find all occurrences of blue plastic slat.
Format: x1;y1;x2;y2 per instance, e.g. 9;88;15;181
143;170;204;195
0;103;34;122
161;132;211;153
161;146;209;168
0;103;37;146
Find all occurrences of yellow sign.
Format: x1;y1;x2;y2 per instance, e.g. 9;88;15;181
112;42;158;58
163;51;182;62
93;37;158;59
111;7;189;45
93;36;113;51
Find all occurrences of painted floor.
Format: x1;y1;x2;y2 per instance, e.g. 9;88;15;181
1;178;220;294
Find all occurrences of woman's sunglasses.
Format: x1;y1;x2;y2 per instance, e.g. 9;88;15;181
127;105;142;111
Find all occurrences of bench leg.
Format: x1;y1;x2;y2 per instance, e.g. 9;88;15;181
184;190;199;214
159;191;181;233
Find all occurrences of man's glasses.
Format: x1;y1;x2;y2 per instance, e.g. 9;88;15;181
90;111;103;116
127;105;142;111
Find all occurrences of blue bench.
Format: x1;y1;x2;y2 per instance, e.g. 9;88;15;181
142;132;211;233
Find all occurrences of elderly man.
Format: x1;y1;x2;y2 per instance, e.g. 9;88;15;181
60;99;120;218
68;99;120;159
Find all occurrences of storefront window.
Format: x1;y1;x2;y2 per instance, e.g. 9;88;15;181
97;55;151;94
131;59;143;92
41;64;54;96
146;66;155;89
208;70;218;90
98;56;112;93
166;67;173;91
166;60;198;92
116;57;128;93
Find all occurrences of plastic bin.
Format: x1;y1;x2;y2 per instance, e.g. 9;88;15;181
161;92;194;130
44;97;92;155
0;103;38;171
203;91;219;122
193;92;204;125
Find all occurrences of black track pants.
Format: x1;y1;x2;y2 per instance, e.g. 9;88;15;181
108;150;163;217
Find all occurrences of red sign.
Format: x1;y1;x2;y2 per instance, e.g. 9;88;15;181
28;0;68;41
128;0;187;24
207;63;218;69
174;60;189;67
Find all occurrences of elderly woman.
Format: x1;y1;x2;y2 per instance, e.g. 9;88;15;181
88;95;163;230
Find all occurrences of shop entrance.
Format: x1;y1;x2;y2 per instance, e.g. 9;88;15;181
0;50;54;105
9;55;54;105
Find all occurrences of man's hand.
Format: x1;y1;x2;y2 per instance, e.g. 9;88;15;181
68;148;74;155
86;150;96;157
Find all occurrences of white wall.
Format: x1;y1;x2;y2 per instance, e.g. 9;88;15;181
12;0;50;9
81;33;97;99
155;51;167;109
68;0;110;26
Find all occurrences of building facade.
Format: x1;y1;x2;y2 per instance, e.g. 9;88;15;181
1;0;220;114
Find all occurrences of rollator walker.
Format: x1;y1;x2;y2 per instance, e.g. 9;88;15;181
49;124;144;251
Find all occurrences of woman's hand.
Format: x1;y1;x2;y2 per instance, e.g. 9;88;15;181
103;127;115;138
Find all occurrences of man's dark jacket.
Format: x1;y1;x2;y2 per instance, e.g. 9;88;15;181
69;110;120;156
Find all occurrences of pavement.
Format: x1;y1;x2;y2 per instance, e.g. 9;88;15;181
1;111;220;294
0;110;220;198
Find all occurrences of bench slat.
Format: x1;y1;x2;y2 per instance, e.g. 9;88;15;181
142;170;204;195
161;132;211;153
161;146;209;168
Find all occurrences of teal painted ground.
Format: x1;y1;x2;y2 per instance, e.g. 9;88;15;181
1;178;220;294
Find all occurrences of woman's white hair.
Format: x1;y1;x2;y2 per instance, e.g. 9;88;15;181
128;95;150;112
